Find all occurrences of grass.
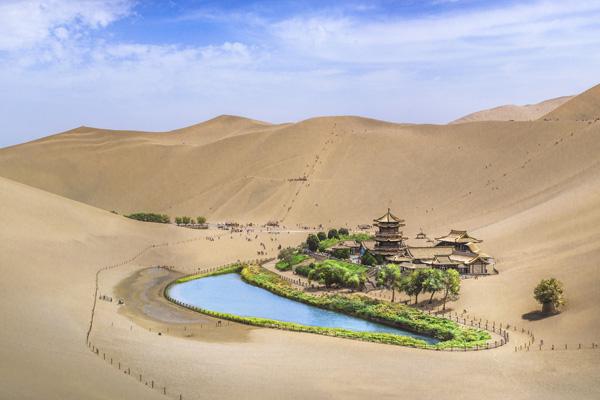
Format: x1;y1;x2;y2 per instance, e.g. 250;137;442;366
275;253;309;271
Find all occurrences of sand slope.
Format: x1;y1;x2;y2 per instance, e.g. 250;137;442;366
0;176;182;400
451;96;572;123
542;84;600;121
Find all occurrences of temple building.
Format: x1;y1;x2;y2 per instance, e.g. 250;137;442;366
435;229;482;252
371;209;408;257
358;211;495;275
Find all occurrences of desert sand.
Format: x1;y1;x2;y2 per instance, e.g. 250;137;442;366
451;95;573;123
1;83;599;399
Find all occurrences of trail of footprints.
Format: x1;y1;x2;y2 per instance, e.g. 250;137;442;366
279;124;340;222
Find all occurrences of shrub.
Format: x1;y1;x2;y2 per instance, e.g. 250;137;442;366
197;216;207;224
534;278;565;313
332;248;351;259
327;229;339;239
317;231;327;241
361;252;377;266
339;227;349;236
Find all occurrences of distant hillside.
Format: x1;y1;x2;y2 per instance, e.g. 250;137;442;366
451;96;573;124
541;84;600;121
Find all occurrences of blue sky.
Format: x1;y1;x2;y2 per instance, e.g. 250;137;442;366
1;0;600;147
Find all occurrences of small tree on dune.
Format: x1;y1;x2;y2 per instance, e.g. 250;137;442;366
317;231;327;241
197;216;207;224
534;278;565;314
175;217;183;225
181;216;191;225
339;227;349;236
327;229;339;239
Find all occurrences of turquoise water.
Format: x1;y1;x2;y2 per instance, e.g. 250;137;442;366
168;273;437;344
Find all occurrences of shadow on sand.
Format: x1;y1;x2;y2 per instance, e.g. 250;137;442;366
521;310;560;321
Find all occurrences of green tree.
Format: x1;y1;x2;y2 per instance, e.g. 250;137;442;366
332;248;350;259
339;227;349;236
361;252;377;266
376;264;401;302
344;272;365;292
175;217;183;225
441;269;461;311
197;216;207;224
306;234;319;252
404;270;427;305
181;216;191;225
278;247;295;262
423;269;445;304
317;231;327;241
534;278;565;313
327;229;339;239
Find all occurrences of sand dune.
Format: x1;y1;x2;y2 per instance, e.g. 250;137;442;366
451;96;572;123
542;84;600;121
1;83;600;398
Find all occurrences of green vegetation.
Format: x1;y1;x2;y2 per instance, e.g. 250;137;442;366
275;247;308;271
317;231;327;241
376;264;401;302
297;259;367;290
196;216;207;224
171;264;243;284
441;269;461;311
125;212;170;224
327;229;339;239
361;252;377;266
534;278;565;313
315;232;372;252
331;248;350;259
239;265;490;349
306;234;319;252
307;261;366;290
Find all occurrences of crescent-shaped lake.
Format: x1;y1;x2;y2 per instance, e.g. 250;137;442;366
168;273;438;344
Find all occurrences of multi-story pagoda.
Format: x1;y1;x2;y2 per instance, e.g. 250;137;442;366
372;209;408;257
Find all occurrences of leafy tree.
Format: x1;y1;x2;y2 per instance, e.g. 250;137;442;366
181;216;191;225
308;263;347;288
278;247;295;265
441;269;461;311
534;278;565;313
306;234;320;252
197;216;207;224
339;227;349;236
175;217;183;225
327;229;339;239
190;218;196;225
317;231;327;241
376;264;401;302
361;252;377;266
344;272;365;292
423;269;445;304
404;270;427;304
332;248;350;259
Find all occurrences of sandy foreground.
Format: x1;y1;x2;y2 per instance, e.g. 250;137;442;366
1;174;599;399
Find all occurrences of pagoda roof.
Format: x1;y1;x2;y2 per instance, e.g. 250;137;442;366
373;209;405;224
434;229;482;244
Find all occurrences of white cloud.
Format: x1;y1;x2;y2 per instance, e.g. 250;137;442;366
0;0;134;51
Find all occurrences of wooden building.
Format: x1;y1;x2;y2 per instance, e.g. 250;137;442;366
371;209;408;257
